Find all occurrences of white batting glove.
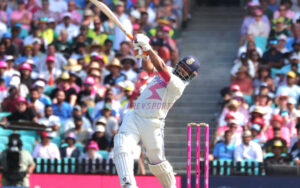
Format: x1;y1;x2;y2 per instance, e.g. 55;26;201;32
133;40;147;59
134;46;146;59
136;34;151;51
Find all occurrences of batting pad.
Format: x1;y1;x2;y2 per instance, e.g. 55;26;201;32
113;134;138;188
148;161;176;188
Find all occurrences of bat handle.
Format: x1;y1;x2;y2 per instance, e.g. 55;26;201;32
127;33;134;41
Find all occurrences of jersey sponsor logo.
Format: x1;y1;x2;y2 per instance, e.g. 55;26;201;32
134;102;173;110
147;76;167;100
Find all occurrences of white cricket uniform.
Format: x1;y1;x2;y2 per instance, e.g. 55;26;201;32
113;67;187;187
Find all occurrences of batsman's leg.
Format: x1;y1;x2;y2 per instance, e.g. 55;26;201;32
138;118;176;188
113;111;140;188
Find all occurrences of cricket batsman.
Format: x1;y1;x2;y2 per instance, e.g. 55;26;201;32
113;34;200;188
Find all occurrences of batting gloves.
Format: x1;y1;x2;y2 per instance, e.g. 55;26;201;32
136;34;151;51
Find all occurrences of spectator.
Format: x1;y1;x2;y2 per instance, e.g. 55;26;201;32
2;32;18;57
87;16;107;46
251;123;267;145
231;66;254;96
33;79;52;106
37;44;68;72
266;114;291;145
81;9;94;29
65;114;92;145
269;17;291;39
265;140;290;164
52;90;73;121
53;29;72;57
231;53;255;78
113;1;133;50
277;34;289;53
101;39;115;64
64;0;82;25
262;40;284;69
213;130;235;160
104;58;126;87
51;72;77;106
7;96;38;122
265;127;288;152
38;105;60;137
248;9;270;38
89;69;106;99
277;71;300;101
63;105;92;134
234;130;263;162
80;140;102;173
39;56;62;85
120;56;138;82
0;133;35;187
38;17;54;46
49;0;67;13
2;85;19;113
55;12;79;41
60;132;81;159
28;87;45;118
95;106;119;142
285;98;298;136
10;0;32;31
33;0;58;22
90;124;109;151
32;132;61;159
238;40;263;58
273;3;294;22
19;62;34;89
218;99;247;127
77;76;101;105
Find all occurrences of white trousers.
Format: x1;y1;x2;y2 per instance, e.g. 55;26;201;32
113;110;166;187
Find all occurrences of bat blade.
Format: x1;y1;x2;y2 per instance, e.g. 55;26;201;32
89;0;133;40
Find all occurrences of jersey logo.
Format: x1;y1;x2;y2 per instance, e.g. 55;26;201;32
147;77;167;100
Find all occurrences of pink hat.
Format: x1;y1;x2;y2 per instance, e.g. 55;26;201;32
0;60;7;68
93;55;104;62
84;76;95;85
46;56;55;62
41;131;53;138
87;140;99;150
230;84;240;91
16;96;28;104
225;111;236;120
162;25;171;32
133;23;140;30
19;63;32;71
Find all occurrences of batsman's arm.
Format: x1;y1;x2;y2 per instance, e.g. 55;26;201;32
146;49;170;82
142;56;154;72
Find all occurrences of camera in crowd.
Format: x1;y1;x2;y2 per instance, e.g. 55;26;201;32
2;133;27;186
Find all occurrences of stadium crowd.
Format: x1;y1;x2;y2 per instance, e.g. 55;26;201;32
213;0;300;165
0;0;189;186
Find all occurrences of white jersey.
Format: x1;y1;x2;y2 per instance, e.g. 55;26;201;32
134;67;187;119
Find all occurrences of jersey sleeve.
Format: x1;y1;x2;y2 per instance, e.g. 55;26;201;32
153;66;171;83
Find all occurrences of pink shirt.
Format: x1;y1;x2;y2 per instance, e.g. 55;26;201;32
10;10;32;30
60;10;82;24
265;126;291;146
0;11;7;23
273;10;296;19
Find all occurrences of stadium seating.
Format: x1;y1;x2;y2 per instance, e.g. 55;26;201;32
0;136;8;145
0;143;6;152
97;150;109;159
0;127;13;136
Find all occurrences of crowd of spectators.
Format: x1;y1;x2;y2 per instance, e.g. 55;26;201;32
0;0;185;179
213;0;300;165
